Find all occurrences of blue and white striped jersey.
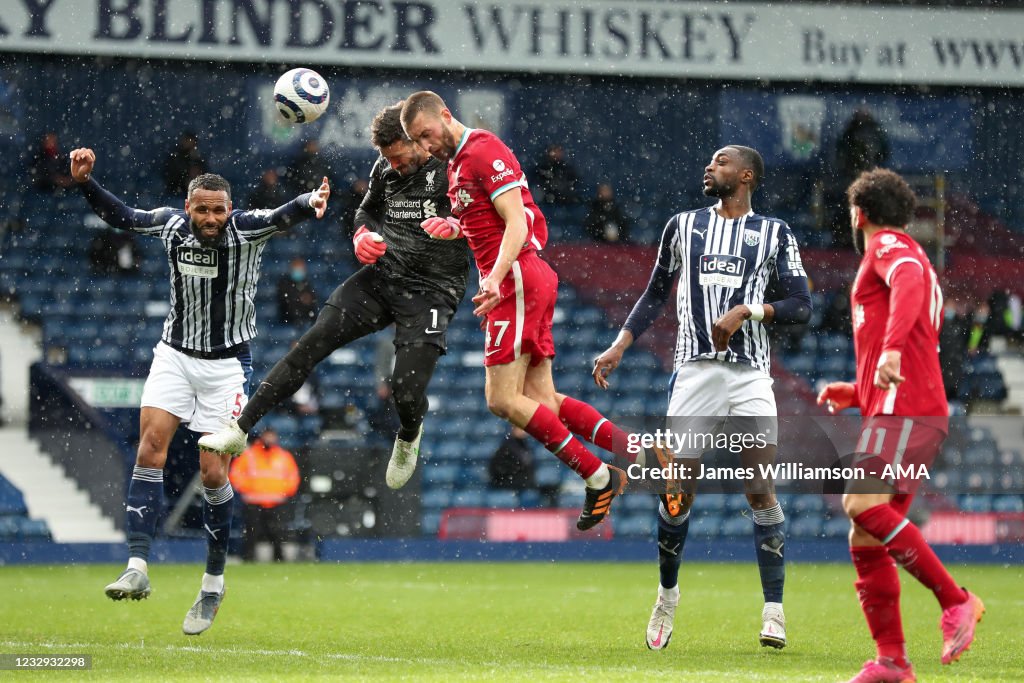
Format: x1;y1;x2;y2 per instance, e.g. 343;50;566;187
651;205;807;374
81;178;314;353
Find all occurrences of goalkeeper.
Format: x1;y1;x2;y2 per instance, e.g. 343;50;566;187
201;102;469;489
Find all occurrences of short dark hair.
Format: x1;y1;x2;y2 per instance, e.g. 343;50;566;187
726;145;764;190
187;173;231;200
847;168;916;227
400;91;447;130
370;102;409;149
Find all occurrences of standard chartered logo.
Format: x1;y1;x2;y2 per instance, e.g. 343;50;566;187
423;199;437;218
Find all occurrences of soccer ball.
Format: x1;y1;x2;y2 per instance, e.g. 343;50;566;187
273;68;330;124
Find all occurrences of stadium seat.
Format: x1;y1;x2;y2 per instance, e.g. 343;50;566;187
0;476;28;516
992;495;1024;513
689;512;723;537
484;490;520;509
788;517;823;538
718;516;751;537
957;494;993;513
821;518;851;538
613;514;654;537
450;490;485;508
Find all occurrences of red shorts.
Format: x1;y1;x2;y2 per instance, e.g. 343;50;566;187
482;252;557;367
854;416;946;496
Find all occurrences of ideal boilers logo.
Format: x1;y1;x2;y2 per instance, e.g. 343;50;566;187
699;254;746;288
177;246;218;278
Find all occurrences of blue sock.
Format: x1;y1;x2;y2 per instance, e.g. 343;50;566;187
203;483;234;576
126;466;164;562
657;502;690;589
752;503;786;603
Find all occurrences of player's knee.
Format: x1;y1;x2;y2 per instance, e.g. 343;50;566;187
848;523;875;547
135;436;167;468
842;493;872;520
746;492;777;510
486;395;513;421
199;459;229;488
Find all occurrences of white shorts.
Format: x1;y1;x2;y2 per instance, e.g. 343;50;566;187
666;360;778;457
140;343;252;434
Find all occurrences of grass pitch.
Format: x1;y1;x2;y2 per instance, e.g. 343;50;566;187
0;561;1018;681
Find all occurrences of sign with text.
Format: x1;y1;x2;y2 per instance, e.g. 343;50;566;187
1;1;1023;86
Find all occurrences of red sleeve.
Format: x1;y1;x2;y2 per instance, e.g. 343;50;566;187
468;135;526;201
881;260;925;353
868;233;925;353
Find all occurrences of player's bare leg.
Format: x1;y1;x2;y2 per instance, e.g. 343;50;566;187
487;357;624;530
525;359;640;465
742;445;787;648
183;447;233;635
105;407;178;601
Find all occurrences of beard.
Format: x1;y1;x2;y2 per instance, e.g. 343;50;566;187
852;225;865;254
703;179;734;198
192;221;226;248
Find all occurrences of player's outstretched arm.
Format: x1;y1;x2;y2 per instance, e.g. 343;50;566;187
593;329;635;390
70;147;170;230
243;177;331;236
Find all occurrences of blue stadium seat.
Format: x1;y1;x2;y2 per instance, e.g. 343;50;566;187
484;490;519;509
614;514;654;537
719;515;751;537
788;517;823;538
992;495;1024;513
822;518;851;538
16;518;51;540
689;512;723;537
0;477;28;516
423;464;460;486
958;494;993;513
421;488;452;510
421;511;442;536
450;490;484;507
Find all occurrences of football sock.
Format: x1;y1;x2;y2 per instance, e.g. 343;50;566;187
583;464;610;489
392;344;441;443
524;405;603;478
657;503;690;589
202;572;225;594
202;483;234;576
854;503;968;610
126;466;163;563
851;545;908;668
558;396;636;463
752;503;786;604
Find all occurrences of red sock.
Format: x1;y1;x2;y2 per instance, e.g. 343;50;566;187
851;546;908;667
558;396;635;462
524;405;602;478
854;503;968;610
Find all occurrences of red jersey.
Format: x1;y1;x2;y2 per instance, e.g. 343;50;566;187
447;129;548;275
851;229;947;426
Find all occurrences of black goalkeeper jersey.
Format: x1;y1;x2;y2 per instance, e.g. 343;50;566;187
354;155;470;304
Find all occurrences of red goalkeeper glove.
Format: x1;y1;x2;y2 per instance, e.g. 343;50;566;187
421;216;462;240
353;226;387;265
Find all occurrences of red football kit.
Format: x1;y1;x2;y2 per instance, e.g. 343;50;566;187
850;229;948;495
447;128;554;366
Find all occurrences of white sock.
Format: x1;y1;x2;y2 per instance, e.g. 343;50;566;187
764;601;783;614
127;557;148;574
659;584;680;603
584;463;610;489
202;572;225;593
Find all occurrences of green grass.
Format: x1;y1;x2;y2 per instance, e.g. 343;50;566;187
0;561;1018;681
